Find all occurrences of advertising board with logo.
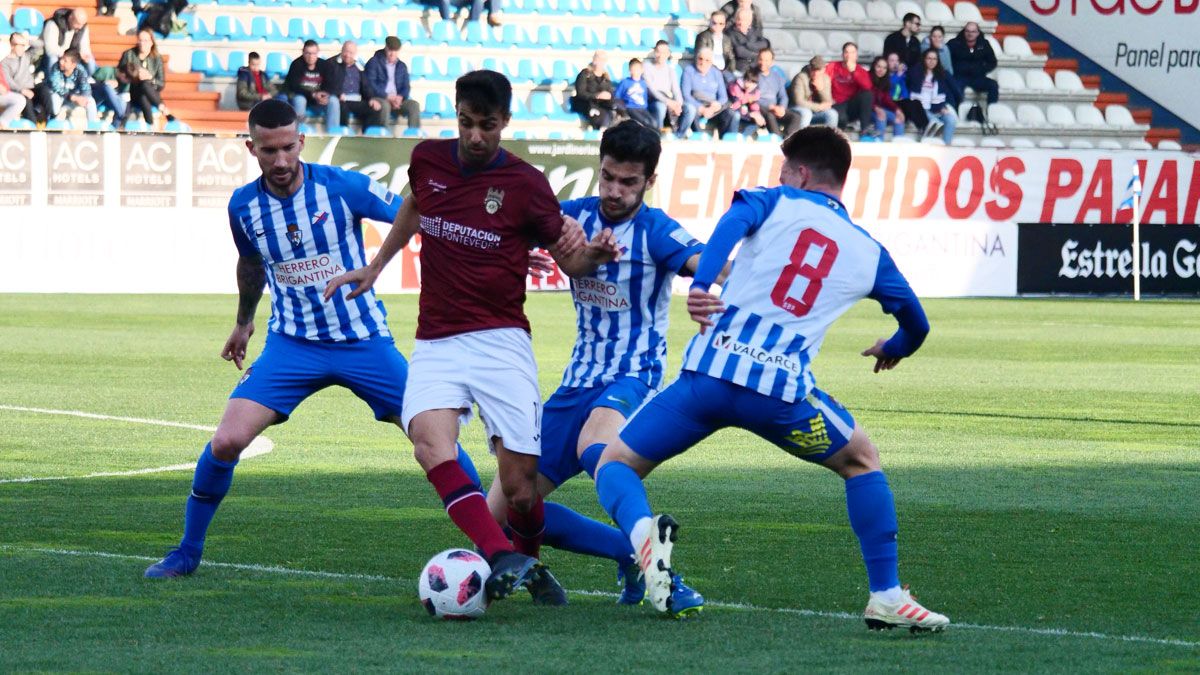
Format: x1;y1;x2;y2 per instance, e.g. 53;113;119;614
0;133;32;206
120;135;176;207
192;135;256;207
46;134;104;207
1017;223;1200;294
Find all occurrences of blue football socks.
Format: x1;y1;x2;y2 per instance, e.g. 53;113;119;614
595;461;653;539
845;470;901;592
579;443;605;479
179;443;238;557
543;501;635;562
456;443;482;490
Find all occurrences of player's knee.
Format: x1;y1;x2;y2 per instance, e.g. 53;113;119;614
505;485;538;514
828;432;881;478
209;430;250;461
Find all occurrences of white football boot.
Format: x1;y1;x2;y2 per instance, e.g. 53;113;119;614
864;586;950;633
636;514;678;613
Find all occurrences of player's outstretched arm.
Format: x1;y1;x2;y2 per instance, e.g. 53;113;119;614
864;249;930;374
550;215;622;278
222;255;266;370
687;287;725;334
324;198;421;301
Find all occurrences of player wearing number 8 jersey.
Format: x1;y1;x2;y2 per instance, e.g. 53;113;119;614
592;126;950;631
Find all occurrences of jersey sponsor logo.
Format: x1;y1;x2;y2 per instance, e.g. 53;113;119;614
310;211;329;229
484;186;505;214
254;229;265;237
426;178;448;193
237;366;253;386
712;332;803;374
419;215;502;250
272;254;346;287
573;277;631;310
286;222;303;247
784;415;831;455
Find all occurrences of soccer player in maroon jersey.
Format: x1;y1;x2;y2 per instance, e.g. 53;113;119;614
326;70;619;605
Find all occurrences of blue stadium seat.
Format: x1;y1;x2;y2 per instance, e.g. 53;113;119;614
557;0;583;12
430;20;463;45
266;52;290;78
528;91;571;120
720;132;741;142
481;57;509;77
123;120;152;132
514;59;542;83
569;26;596;46
215;15;252;41
249;16;284;41
218;0;249;5
547;131;566;139
510;95;529;119
87;120;116;132
534;25;563;48
602;27;626;48
464;21;496;46
444;56;472;78
549;59;573;83
499;24;530;48
12;8;44;35
164;119;192;133
423;92;454;118
0;14;13;34
401;127;424;137
395;20;421;44
688;131;707;141
639;28;661;48
225;51;247;76
298;122;317;135
511;130;529;139
6;119;36;130
190;49;220;75
624;0;650;15
582;129;601;140
324;19;355;42
438;129;456;138
363;126;392;137
45;118;71;131
671;27;696;50
326;125;353;136
360;19;388;43
190;18;216;40
410;55;441;79
287;18;319;41
588;0;616;14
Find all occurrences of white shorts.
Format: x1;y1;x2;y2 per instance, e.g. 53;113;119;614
401;327;542;456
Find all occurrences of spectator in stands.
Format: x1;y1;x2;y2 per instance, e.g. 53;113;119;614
39;49;97;123
39;7;124;122
436;0;503;26
826;42;873;135
755;47;800;138
869;56;903;140
907;48;957;143
681;47;736;136
364;37;421;131
694;12;734;75
236;52;278;111
571;50;622;130
116;29;173;128
921;25;952;76
888;51;927;131
284;39;339;127
947;22;998;122
727;67;765;135
614;58;656;130
327;41;378;129
719;0;762;33
727;7;769;76
2;33;39;123
789;55;837;129
0;64;27;126
883;12;922;72
642;40;694;137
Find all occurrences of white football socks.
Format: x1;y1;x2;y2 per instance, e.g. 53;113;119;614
630;517;652;557
871;585;905;605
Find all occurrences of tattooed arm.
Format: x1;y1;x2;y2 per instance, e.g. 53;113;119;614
222;255;266;370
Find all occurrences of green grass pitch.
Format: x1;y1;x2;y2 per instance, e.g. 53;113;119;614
1;293;1197;672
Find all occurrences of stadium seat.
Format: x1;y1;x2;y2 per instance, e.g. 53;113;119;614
190;49;221;75
984;102;1017;126
924;1;954;23
12;8;44;35
45;119;71;131
325;125;353;136
638;28;662;48
721;132;741;141
582;129;601;140
837;0;867;19
248;16;283;41
215;15;253;41
536;25;565;47
360;19;388;43
6;119;36;130
430;20;463;45
510;95;529;119
671;27;696;50
85;120;113;131
324;19;355;42
549;59;575;83
515;59;543;82
401;127;424;138
528;91;570;120
996;69;1024;91
226;51;247;77
1104;104;1137;128
797;31;827;53
465;21;497;46
1045;104;1075;126
894;0;924;20
1003;36;1034;58
954;1;984;21
1025;70;1055;91
424;92;454;118
1037;138;1065;149
123;119;151;132
500;24;531;48
589;0;617;14
859;33;884;58
807;0;839;20
298;122;317;135
444;56;472;78
688;131;708;141
511;130;529;139
979;136;1006;148
362;126;392;137
1054;70;1085;92
481;57;510;77
1067;139;1095;149
827;31;855;52
624;0;650;15
1096;139;1123;150
0;14;11;35
164;119;192;133
764;29;798;52
1158;140;1183;151
950;137;977;147
866;1;895;21
396;20;421;44
1126;139;1153;150
559;0;585;13
438;128;456;138
266;52;290;78
1016;104;1047;126
287;18;319;41
758;0;779;18
410;56;441;79
602;27;628;49
1074;104;1106;127
779;0;808;19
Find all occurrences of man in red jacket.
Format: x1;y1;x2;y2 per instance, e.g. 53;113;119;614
825;42;873;137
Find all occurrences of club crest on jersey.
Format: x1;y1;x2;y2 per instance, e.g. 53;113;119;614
484;187;505;214
286;223;303;247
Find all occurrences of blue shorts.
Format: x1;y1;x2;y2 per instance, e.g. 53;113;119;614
538;377;652;486
230;331;407;423
619;370;857;465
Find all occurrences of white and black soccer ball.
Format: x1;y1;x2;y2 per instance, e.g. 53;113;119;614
417;548;491;620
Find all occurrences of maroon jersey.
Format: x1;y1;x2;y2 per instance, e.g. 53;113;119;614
408;139;563;340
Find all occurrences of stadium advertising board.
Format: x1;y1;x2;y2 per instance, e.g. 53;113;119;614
120;135;177;207
46;134;104;207
0;132;32;206
192;136;256;208
1005;0;1200;136
1017;222;1200;294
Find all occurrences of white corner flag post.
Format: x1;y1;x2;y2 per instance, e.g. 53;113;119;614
1121;164;1144;301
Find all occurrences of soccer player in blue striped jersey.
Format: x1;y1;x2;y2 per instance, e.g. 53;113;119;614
143;100;483;579
484;121;712;616
592;126;951;631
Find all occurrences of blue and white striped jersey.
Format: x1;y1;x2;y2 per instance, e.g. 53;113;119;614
682;186;919;402
561;197;703;389
227;163;400;342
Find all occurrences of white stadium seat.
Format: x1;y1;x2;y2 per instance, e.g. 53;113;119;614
1025;70;1055;91
1054;70;1085;92
779;0;808;19
859;33;885;57
1097;139;1124;150
953;1;983;22
1038;138;1066;149
951;137;977;147
1104;104;1137;128
808;0;840;20
996;68;1024;91
838;0;868;20
894;0;924;20
758;0;780;18
1126;140;1153;150
797;31;828;53
1008;137;1036;148
1003;36;1034;58
924;1;955;23
1046;104;1075;126
828;31;856;50
1067;139;1095;149
1017;104;1048;126
866;1;896;21
980;136;1007;148
984;102;1017;125
1158;140;1183;150
765;28;799;51
1075;104;1106;127
986;35;1005;57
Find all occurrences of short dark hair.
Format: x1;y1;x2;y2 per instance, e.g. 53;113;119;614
780;126;852;187
902;12;920;23
758;46;774;58
455;69;512;117
62;48;81;63
842;41;857;51
248;51;261;61
930;24;945;36
600;120;662;178
654;39;670;48
628;57;641;67
302;39;318;50
743;67;761;83
248;98;298;131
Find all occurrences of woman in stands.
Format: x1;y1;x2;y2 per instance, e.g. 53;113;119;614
869;56;904;141
906;48;957;144
116;29;174;128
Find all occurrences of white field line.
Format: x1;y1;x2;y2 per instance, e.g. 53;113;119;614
0;404;274;484
3;546;1197;650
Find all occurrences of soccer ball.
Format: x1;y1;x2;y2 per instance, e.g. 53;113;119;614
417;548;491;620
